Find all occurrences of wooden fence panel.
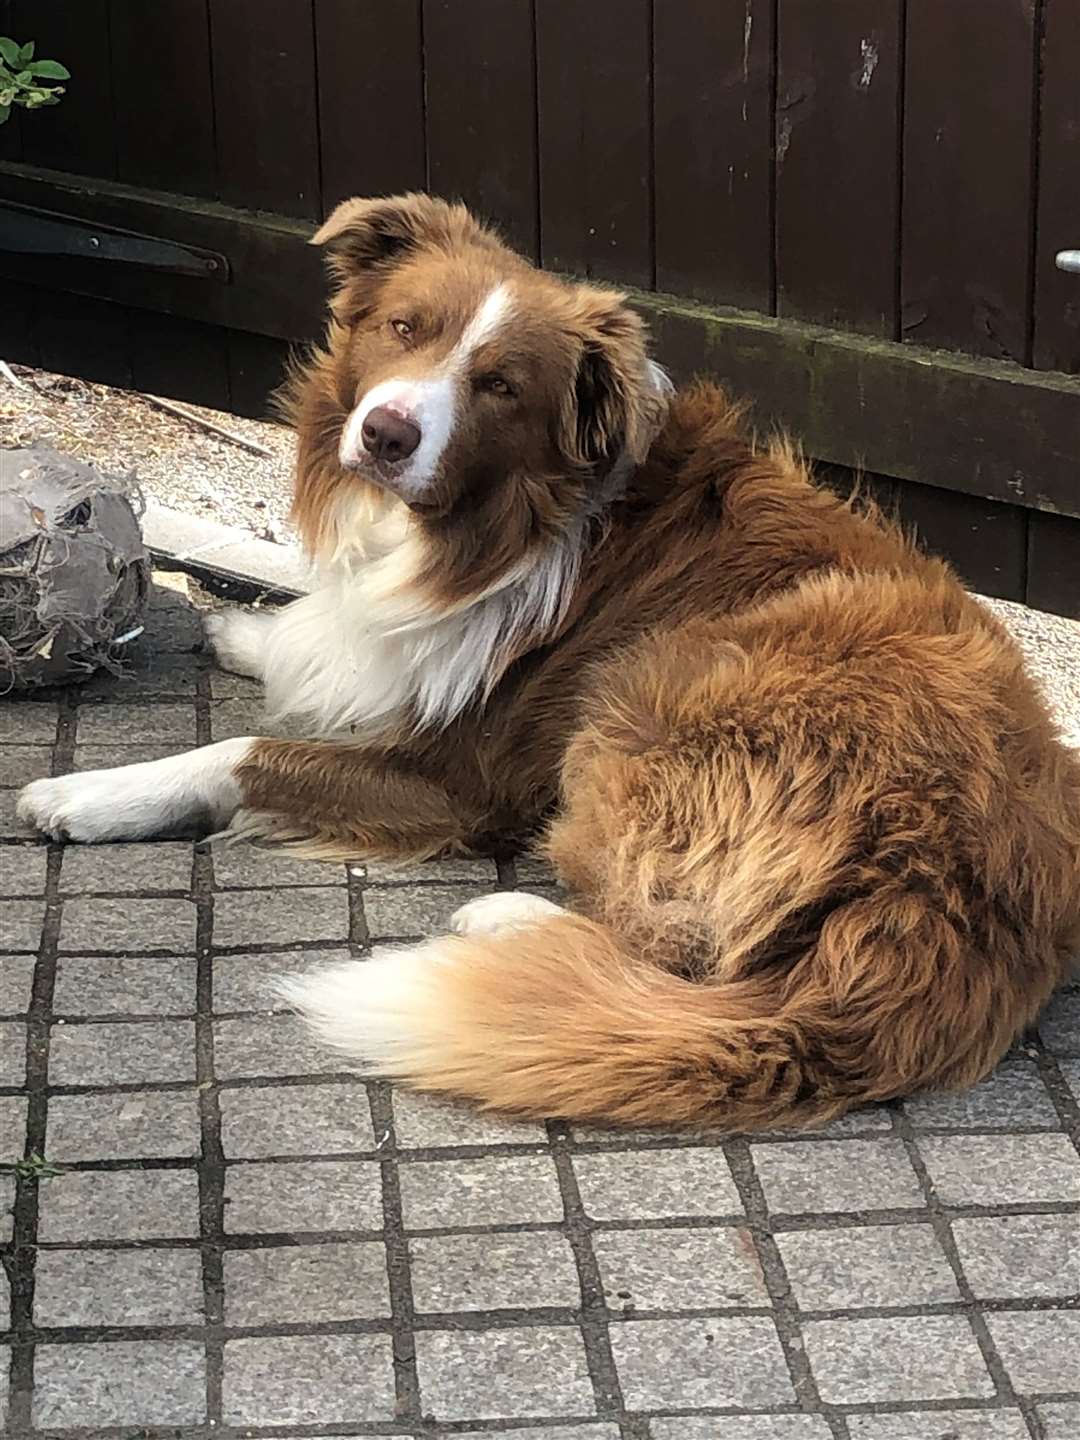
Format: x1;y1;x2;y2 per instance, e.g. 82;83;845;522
423;0;538;259
112;0;216;198
776;0;901;335
902;0;1036;362
315;0;426;215
536;0;652;287
1033;0;1080;374
208;0;321;220
654;0;774;310
11;0;115;178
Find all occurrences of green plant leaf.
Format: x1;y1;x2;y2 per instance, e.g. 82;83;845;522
0;101;10;125
0;86;14;106
0;63;15;84
0;37;21;67
28;58;70;80
18;40;34;63
15;69;32;86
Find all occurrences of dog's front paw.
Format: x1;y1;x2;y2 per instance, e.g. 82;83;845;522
18;773;122;842
203;608;272;680
451;891;567;937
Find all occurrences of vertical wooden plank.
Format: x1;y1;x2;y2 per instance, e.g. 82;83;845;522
208;0;321;219
895;480;1028;602
227;332;290;420
423;0;538;258
315;0;425;214
535;0;651;287
0;277;38;367
902;0;1036;361
12;0;115;178
111;0;216;198
654;0;774;309
129;311;231;412
34;292;132;389
1027;511;1080;619
1033;0;1080;374
776;0;901;335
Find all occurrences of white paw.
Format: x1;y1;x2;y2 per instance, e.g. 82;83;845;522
450;890;566;937
203;608;273;680
18;772;132;842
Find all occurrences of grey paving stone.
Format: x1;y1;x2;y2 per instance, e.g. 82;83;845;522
918;1134;1080;1205
759;1106;894;1140
1;844;48;895
1040;990;1080;1055
803;1317;994;1403
213;886;348;947
34;1246;204;1326
1061;1059;1080;1104
76;702;195;745
415;1326;593;1421
1;1263;7;1329
219;1080;374;1157
49;1018;196;1085
225;1240;390;1323
593;1224;767;1312
985;1309;1080;1393
364;882;488;938
399;1155;565;1229
2;899;45;951
392;1088;547;1148
572;1148;743;1221
0;1172;13;1242
213;947;351;1013
363;855;499;884
410;1231;581;1313
59;895;196;952
0;745;50;786
59;841;193;894
846;1414;1028;1439
144;593;204;651
0;789;37;837
208;695;265;741
653;1421;832;1440
214;1014;346;1079
609;1316;794;1409
0;1020;25;1085
751;1139;924;1214
455;1430;618;1440
209;668;262;700
0;701;59;743
0;954;35;1013
776;1223;959;1310
84;649;205;699
512;854;559;884
53;955;196;1016
223;1334;396;1423
952;1214;1080;1298
224;1159;383;1233
1039;1402;1080;1439
33;1340;206;1426
47;1089;201;1162
0;1094;27;1162
904;1056;1060;1129
37;1167;200;1241
73;743;178;770
211;841;346;888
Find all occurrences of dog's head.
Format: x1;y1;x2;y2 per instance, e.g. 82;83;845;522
294;193;669;576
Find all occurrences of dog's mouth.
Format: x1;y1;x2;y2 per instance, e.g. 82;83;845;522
346;452;443;517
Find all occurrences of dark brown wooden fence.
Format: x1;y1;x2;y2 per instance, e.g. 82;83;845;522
1;1;1077;615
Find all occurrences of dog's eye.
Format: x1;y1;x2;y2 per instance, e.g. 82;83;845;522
390;319;413;341
478;374;515;398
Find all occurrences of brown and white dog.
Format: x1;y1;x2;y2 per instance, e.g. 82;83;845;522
18;194;1080;1130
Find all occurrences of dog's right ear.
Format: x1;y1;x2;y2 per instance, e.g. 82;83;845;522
311;193;492;280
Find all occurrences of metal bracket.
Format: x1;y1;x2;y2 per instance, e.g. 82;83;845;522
1056;250;1080;275
0;201;229;280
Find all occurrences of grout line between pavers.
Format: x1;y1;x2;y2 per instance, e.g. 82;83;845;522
193;667;226;1426
723;1135;850;1440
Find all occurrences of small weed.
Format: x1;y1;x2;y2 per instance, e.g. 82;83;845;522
13;1151;63;1181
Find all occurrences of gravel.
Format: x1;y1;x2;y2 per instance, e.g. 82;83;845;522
2;363;1076;744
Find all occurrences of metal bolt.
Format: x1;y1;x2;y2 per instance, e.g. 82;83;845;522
88;235;100;249
1055;250;1080;274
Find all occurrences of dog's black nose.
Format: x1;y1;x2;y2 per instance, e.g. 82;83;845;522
361;406;421;463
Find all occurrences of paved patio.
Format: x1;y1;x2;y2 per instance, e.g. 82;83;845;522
1;574;1078;1439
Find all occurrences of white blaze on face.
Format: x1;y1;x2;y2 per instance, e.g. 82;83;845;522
339;282;513;499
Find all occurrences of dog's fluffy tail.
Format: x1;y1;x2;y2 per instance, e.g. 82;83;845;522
276;913;845;1131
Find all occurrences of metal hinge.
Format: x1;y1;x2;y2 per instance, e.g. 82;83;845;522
0;201;229;279
1056;250;1080;275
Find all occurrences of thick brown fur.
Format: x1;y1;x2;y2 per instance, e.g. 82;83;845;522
239;195;1080;1131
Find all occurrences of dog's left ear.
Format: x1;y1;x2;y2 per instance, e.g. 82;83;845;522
563;289;669;479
